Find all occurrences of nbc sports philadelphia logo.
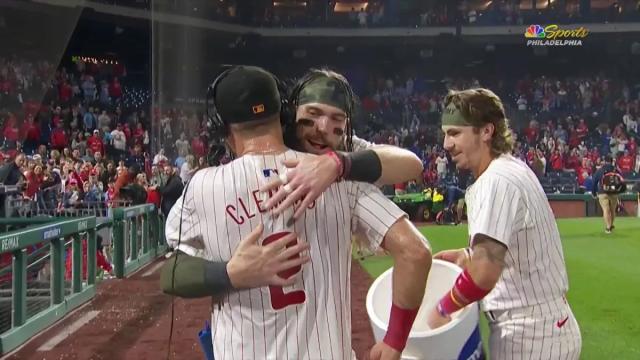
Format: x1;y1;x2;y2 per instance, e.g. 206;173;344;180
524;24;589;46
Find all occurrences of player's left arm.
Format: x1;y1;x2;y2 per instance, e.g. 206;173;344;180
261;143;423;219
374;218;432;356
366;144;424;186
348;184;432;356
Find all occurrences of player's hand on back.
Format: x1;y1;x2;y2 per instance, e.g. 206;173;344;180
226;223;311;289
433;248;469;268
369;342;402;360
260;154;341;219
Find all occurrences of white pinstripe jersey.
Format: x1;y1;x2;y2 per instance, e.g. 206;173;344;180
351;135;374;152
165;149;405;360
465;154;569;312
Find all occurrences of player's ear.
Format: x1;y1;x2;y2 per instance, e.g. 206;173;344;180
481;123;495;142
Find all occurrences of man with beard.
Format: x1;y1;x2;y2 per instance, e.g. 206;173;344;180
261;68;424;219
162;66;431;359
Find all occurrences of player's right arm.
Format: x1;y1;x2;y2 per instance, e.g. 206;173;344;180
160;224;310;298
261;136;423;219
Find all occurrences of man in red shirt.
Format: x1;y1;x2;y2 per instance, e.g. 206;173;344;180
618;150;634;174
132;122;145;146
59;80;73;104
550;149;564;172
565;149;581;171
524;121;539;145
87;129;104;155
191;136;206;159
526;148;536;166
50;122;68;151
109;77;122;99
576;118;589;140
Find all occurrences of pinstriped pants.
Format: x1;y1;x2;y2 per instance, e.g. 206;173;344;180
486;297;582;360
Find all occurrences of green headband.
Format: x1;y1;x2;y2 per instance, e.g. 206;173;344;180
441;103;472;126
297;77;349;113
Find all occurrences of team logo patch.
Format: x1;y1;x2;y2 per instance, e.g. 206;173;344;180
252;104;265;114
262;168;278;177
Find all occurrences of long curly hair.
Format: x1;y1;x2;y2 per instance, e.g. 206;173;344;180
444;88;515;156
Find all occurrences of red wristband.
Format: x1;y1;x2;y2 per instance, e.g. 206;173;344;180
383;303;418;352
437;268;491;316
326;150;344;180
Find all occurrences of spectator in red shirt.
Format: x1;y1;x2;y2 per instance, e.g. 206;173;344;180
567;124;580;148
550;149;564;171
59;80;73;104
2;113;20;147
24;165;44;199
87;129;104;155
524;120;539;144
577;167;590;186
565;149;581;171
23;100;40;117
132;122;145;146
526;148;536;166
50;122;68;151
109;77;122;99
618;149;634;174
51;105;63;128
394;181;407;195
191;136;206;159
21;114;41;154
576;118;589;140
423;167;438;187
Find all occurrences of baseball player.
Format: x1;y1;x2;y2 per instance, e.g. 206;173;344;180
164;66;431;360
426;88;582;359
261;68;424;218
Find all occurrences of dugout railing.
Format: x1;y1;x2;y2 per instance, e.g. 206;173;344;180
0;203;166;355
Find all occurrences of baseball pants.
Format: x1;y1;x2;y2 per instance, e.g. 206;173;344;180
486;297;581;360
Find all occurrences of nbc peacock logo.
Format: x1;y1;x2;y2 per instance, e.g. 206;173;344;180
524;24;588;46
525;25;545;38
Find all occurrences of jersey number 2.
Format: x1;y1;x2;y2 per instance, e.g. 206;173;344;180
263;232;306;310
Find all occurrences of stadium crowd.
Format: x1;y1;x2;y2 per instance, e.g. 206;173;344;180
2;56;640;218
0;55;174;219
89;0;640;28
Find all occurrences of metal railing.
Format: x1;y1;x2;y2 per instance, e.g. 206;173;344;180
111;204;166;278
0;201;166;354
0;217;98;354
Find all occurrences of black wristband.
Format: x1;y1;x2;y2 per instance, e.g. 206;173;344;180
204;259;235;295
160;251;234;298
342;149;382;183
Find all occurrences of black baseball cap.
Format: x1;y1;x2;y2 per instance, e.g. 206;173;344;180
215;66;281;124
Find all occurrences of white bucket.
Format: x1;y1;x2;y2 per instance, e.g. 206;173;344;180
366;259;484;360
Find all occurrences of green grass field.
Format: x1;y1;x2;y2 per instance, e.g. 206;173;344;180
359;217;640;360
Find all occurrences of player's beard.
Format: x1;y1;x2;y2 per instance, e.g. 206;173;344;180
296;123;342;155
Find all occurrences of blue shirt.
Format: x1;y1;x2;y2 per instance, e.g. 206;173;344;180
446;186;465;207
